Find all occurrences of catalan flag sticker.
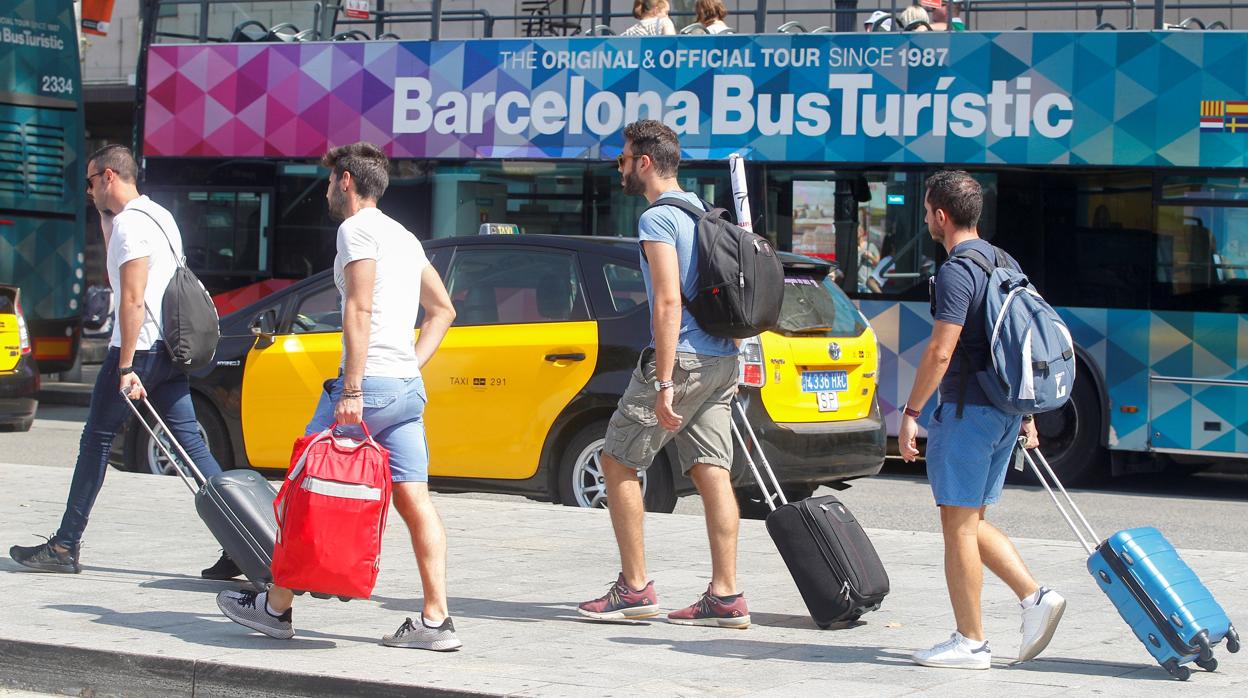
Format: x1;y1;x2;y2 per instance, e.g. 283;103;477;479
1200;100;1248;133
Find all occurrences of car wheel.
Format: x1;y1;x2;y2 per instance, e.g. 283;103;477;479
124;396;234;476
557;420;677;514
1025;372;1104;487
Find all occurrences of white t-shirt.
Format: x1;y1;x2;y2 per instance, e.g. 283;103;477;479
621;16;676;36
107;195;182;350
334;207;429;378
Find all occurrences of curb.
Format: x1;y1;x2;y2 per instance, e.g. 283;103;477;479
0;639;496;698
36;385;92;407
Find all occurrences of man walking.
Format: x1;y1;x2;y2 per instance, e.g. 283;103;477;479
899;170;1065;669
9;145;235;578
578;120;748;629
215;142;462;650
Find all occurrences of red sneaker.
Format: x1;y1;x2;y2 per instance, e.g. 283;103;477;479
667;586;751;629
578;573;660;620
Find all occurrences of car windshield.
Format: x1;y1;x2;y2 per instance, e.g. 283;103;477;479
774;272;867;337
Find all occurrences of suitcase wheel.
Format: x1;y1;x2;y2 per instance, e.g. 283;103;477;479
816;622;832;630
338;595;352;602
1162;659;1191;681
1227;626;1240;654
1196;658;1218;673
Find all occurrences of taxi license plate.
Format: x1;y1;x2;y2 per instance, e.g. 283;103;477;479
816;392;839;412
801;370;848;393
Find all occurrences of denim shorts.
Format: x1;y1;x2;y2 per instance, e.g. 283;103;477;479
305;375;431;483
924;403;1023;508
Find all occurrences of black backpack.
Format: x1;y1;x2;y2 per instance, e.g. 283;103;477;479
129;208;220;373
645;197;784;339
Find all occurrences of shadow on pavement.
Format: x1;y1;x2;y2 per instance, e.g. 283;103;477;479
609;634;913;665
1019;656;1173;681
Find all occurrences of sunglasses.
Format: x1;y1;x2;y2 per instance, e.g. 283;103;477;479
616;153;641;169
85;171;103;189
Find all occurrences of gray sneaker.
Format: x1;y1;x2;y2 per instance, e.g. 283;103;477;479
216;589;294;640
382;615;462;651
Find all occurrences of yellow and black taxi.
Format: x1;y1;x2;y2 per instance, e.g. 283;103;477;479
116;235;886;512
0;285;38;432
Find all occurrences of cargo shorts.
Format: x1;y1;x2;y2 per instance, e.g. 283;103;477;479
603;348;738;475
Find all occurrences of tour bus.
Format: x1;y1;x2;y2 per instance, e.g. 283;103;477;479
0;0;86;373
135;5;1247;484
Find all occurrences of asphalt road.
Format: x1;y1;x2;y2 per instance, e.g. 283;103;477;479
7;404;1246;553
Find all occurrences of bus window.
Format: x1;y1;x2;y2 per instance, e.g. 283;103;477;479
147;189;273;287
858;173;928;297
1155;205;1248;313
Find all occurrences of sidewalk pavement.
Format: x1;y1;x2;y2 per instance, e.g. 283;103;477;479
0;462;1244;697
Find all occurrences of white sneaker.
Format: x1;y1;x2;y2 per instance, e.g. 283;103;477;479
1019;587;1066;662
912;632;992;669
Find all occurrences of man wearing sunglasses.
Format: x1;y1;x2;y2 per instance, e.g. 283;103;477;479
578;121;748;629
9;145;237;581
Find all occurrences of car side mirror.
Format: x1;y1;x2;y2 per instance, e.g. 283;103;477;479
250;310;277;349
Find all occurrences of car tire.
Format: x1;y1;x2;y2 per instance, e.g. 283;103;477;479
1021;371;1104;487
123;395;234;476
557;420;677;514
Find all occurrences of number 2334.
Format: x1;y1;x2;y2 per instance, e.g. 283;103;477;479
42;76;74;94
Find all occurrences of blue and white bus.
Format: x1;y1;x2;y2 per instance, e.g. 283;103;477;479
137;9;1247;483
0;0;85;373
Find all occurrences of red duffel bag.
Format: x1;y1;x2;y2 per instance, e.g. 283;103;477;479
271;422;391;600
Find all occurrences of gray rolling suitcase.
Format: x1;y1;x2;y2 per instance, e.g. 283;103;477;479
123;393;276;589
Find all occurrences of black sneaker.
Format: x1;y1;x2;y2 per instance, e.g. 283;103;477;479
10;537;81;574
201;550;242;580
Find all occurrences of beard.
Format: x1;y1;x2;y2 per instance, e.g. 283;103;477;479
327;187;348;222
622;169;645;196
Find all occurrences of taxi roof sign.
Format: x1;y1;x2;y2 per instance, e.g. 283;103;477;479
479;223;522;235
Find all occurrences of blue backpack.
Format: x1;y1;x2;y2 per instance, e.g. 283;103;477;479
949;246;1076;416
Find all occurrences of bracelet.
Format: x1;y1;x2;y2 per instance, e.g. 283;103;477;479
902;404;922;419
1022;414;1034;423
119;366;134;376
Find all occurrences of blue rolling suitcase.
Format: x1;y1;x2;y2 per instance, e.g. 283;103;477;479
1021;444;1240;680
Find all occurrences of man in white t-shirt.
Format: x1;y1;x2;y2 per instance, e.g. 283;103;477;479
9;145;232;578
216;142;462;651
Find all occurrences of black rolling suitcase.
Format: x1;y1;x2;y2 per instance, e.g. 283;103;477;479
123;393;276;589
731;399;889;627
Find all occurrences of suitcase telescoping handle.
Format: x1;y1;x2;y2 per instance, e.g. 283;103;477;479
729;397;788;512
119;389;207;495
1017;437;1101;554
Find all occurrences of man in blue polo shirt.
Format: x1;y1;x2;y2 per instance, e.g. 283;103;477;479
899;171;1066;669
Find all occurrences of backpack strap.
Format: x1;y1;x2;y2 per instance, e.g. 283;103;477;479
637;196;713;265
945;244;999;419
117;207;181;345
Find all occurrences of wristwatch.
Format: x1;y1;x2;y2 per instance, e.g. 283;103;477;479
653;379;675;392
119;366;134;376
902;404;922;418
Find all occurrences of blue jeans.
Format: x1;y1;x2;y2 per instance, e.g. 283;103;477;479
306;376;430;483
53;343;222;548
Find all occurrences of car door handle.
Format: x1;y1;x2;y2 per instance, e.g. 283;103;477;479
545;353;586;362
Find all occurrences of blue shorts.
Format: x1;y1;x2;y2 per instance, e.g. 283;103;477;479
306;376;431;483
924;403;1023;508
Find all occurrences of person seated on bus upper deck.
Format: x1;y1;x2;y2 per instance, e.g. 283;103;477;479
923;0;965;31
899;3;931;31
863;10;895;32
695;0;731;34
622;0;677;36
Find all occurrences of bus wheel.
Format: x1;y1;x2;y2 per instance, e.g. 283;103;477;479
1030;373;1104;487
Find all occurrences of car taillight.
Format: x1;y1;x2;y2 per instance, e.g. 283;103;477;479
15;300;30;354
739;336;765;388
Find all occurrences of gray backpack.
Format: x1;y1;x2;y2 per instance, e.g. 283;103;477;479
952;246;1076;416
130;209;220;373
